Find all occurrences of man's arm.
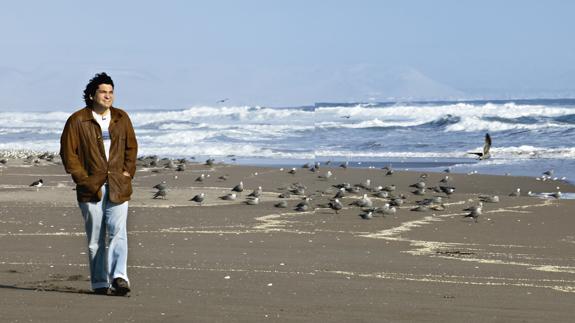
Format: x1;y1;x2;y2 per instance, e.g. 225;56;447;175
60;117;88;183
123;114;138;178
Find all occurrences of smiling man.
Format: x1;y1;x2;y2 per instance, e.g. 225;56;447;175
60;72;138;296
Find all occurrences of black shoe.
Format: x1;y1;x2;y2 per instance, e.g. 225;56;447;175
93;287;109;295
112;278;131;296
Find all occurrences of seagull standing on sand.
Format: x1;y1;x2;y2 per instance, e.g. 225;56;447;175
463;202;483;222
232;181;244;193
509;188;521;197
329;199;343;214
318;170;333;180
295;197;312;212
190;193;205;205
349;194;373;208
334;188;346;199
468;133;492;160
440;185;455;197
248;186;262;198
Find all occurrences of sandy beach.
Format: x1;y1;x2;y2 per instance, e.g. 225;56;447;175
1;157;575;322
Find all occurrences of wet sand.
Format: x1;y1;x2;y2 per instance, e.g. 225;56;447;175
1;159;575;322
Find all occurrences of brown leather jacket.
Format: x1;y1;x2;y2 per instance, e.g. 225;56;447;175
60;107;138;203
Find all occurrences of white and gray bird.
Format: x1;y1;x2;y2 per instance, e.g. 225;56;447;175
190;193;205;204
318;170;333;180
410;180;426;189
195;174;206;182
509;188;521;197
333;187;346;199
468;133;492;160
295;198;312;212
411;187;426;196
390;198;404;207
479;195;500;203
153;181;167;191
360;211;373;220
349;194;373;208
440;186;455;197
373;190;389;198
380;203;397;216
245;197;259;205
248;186;262;198
382;184;396;192
231;181;244;193
329;198;343;214
219;193;237;201
463;202;483;222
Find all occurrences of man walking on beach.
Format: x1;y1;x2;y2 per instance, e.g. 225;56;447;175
60;73;138;296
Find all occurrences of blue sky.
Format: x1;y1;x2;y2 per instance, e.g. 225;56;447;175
1;0;574;110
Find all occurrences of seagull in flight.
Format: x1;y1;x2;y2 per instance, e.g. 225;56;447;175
217;98;229;103
468;133;492;160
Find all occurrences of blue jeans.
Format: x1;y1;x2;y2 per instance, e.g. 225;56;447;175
79;184;129;290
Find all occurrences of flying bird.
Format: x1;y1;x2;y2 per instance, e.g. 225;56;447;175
468;133;492;160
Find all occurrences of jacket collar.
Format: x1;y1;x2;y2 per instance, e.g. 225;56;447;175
80;106;124;122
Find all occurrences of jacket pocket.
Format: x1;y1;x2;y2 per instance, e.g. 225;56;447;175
76;174;105;199
108;172;133;202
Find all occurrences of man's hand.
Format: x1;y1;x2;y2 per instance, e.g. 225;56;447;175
122;171;131;177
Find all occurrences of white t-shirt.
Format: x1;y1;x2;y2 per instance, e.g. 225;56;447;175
92;110;111;161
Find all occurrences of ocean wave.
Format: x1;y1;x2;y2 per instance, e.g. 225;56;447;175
2;103;574;134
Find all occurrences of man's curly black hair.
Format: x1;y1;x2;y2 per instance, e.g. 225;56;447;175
83;72;114;107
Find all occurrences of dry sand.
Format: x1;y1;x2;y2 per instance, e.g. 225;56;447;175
1;159;575;322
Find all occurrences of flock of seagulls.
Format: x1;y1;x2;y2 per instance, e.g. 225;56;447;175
141;155;565;224
22;132;566;225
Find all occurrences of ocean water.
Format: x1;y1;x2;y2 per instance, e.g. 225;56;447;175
1;99;574;183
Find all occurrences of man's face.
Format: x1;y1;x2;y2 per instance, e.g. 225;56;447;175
92;84;114;109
